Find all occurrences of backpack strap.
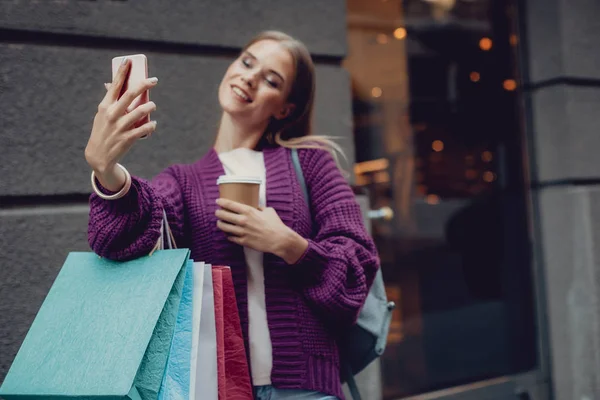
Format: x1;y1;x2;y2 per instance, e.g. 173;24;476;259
291;148;363;400
346;374;362;400
291;148;309;204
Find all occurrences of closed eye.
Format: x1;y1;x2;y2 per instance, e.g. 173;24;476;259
266;78;279;88
241;58;252;68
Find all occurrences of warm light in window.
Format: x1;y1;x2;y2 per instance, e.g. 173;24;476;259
394;27;407;40
483;171;496;182
482;151;493;162
374;171;390;184
503;79;517;91
354;158;389;175
479;37;493;51
377;33;389;44
426;194;440;205
355;174;369;186
470;71;480;82
466;169;478;180
432;140;444;152
509;34;518;46
371;87;383;98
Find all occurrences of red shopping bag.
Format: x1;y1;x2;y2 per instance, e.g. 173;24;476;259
212;268;226;398
212;266;253;400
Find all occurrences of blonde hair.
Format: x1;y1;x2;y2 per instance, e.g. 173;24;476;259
244;31;346;167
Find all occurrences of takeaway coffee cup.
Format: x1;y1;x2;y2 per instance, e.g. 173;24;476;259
217;176;262;209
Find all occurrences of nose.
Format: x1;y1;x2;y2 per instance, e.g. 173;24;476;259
241;71;258;89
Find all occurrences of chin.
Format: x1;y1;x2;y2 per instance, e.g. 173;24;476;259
218;87;243;114
218;85;231;111
218;97;234;114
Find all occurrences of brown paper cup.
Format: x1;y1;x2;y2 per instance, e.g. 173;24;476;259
217;176;261;209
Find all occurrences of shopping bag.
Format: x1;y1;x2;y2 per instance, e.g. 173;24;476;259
213;266;253;400
0;249;191;400
193;263;218;400
157;259;195;400
212;267;227;399
189;262;206;400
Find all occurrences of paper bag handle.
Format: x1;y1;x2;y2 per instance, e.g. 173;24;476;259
149;209;178;256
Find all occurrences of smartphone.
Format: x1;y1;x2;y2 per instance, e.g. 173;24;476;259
111;54;150;129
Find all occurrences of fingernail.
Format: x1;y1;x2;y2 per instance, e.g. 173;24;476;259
120;57;128;66
149;77;158;84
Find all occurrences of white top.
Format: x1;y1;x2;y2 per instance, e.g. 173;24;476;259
218;147;273;385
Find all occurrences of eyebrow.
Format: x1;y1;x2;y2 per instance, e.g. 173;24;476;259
245;51;286;83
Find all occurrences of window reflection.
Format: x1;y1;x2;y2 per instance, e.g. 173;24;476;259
345;0;536;397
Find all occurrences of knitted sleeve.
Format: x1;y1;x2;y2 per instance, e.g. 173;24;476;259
293;148;380;327
87;165;187;260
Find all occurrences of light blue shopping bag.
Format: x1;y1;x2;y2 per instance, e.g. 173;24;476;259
0;249;191;400
157;259;195;400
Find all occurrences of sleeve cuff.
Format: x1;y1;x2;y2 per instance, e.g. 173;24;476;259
292;239;327;267
93;177;120;196
91;175;142;212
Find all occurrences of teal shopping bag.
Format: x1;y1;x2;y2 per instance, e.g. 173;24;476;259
0;249;191;400
157;259;195;400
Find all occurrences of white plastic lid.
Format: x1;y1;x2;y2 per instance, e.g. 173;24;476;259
216;175;262;185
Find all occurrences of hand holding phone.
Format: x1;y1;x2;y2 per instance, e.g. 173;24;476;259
111;54;151;128
85;55;158;187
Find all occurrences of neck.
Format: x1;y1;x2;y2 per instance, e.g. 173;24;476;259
214;112;267;153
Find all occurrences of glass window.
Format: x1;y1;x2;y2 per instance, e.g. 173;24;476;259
344;0;536;397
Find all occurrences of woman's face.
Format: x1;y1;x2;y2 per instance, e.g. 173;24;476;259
218;39;295;127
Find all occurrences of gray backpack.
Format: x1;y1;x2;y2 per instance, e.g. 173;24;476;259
291;149;396;400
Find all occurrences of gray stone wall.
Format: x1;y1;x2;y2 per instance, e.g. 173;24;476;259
523;0;600;399
0;0;353;385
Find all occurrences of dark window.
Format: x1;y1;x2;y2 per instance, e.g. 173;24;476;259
345;0;536;397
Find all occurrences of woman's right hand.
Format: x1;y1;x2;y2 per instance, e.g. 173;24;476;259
85;59;158;191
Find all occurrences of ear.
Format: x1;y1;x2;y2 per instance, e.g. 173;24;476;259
274;103;295;120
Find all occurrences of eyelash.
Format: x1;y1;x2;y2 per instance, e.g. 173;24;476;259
241;58;279;88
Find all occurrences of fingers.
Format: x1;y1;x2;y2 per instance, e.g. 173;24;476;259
215;208;247;226
227;235;244;246
113;77;158;115
216;198;252;215
126;120;158;141
216;220;245;236
101;58;131;106
104;83;111;91
120;101;157;129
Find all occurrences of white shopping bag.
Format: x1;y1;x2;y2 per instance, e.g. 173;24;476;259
189;262;204;399
189;262;218;400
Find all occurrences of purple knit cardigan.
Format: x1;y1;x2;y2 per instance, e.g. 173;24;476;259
88;145;380;399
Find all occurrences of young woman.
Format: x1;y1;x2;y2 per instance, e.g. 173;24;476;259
85;31;380;400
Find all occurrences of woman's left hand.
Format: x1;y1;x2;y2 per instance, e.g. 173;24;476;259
215;198;309;264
